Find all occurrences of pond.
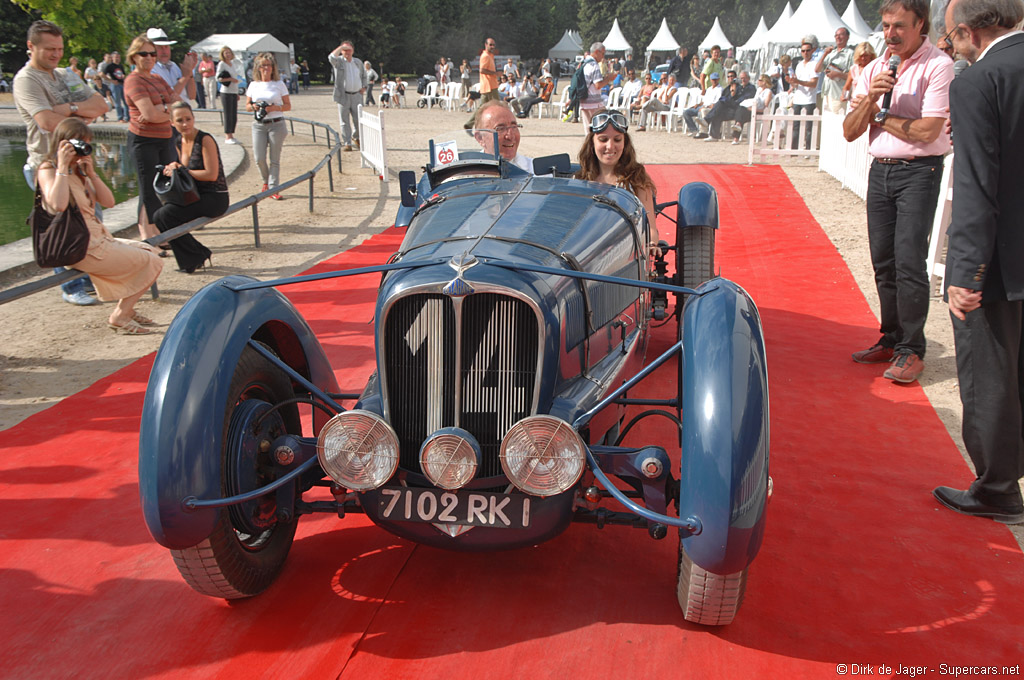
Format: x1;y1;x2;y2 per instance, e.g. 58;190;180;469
0;132;138;247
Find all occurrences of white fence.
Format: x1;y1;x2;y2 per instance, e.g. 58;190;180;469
817;109;871;200
358;105;389;182
747;108;822;163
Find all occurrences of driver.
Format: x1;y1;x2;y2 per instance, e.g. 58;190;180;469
464;101;533;173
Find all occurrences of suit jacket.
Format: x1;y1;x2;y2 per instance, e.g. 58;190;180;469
946;33;1024;301
328;53;368;104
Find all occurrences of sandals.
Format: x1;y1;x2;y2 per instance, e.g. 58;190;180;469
132;313;157;326
108;319;152;335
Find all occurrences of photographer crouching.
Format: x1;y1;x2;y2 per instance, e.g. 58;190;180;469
245;52;291;200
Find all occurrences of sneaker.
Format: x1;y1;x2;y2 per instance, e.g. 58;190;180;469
851;342;894;364
62;290;98;306
704;136;719;142
225;137;240;145
884;351;924;383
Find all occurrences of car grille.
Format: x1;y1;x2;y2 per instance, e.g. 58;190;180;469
383;292;539;478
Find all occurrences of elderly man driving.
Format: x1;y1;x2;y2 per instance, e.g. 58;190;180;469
465;101;533;173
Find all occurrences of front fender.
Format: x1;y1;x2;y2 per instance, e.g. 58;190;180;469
138;275;339;550
678;278;769;574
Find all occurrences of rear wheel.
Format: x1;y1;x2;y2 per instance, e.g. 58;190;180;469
171;344;301;599
676;542;748;626
678;226;715;289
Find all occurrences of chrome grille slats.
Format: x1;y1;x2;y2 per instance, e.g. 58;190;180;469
383;292;539;479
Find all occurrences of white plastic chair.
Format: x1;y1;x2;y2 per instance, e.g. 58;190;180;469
421;81;438;109
606;87;623;113
439;82;462;111
661;90;687;132
540;87;569;119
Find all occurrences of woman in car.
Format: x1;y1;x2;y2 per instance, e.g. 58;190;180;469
245;52;291;200
153;101;227;273
575;109;657;243
37;118;162;334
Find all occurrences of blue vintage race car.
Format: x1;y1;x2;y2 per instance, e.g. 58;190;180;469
138;130;770;626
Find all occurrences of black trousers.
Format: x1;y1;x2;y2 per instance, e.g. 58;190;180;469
127;132;176;224
222;93;238;135
790;103;816;149
153;192;228;272
952;300;1024;506
865;158;943;357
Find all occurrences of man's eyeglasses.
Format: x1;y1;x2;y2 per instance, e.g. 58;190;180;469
137;51;157;57
939;24;960;48
493;124;522;134
800;47;813;53
590;111;628;134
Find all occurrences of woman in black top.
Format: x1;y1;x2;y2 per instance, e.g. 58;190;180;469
153;102;229;273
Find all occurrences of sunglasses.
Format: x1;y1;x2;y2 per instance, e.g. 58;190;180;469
590;111;628;134
137;51;157;57
800;47;813;53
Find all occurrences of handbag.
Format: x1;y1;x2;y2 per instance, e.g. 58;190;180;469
153;165;200;206
27;184;90;268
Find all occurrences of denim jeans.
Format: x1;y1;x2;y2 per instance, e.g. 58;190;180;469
252;118;287;188
110;83;128;121
23;163;92;295
865;158;943;357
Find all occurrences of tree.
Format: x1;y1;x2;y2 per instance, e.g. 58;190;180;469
13;0;128;58
0;1;40;76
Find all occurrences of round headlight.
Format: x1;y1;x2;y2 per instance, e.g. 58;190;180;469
317;410;399;490
420;427;481;489
499;415;586;497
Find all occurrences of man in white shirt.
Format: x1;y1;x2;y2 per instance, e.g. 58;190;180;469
682;71;723;135
579;41;617;129
148;28;196;103
636;74;678;131
467;101;534;173
789;35;821;149
620;68;642;106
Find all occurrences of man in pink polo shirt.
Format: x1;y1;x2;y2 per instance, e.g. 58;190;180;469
843;0;953;384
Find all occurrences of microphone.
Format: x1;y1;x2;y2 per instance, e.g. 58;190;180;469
874;55;901;123
953;59;969;77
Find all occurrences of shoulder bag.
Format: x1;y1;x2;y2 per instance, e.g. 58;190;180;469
27;183;90;268
153;165;200;206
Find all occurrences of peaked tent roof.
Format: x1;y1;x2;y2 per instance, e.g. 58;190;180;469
842;0;874;38
549;29;585;59
698;17;733;51
190;33;289;57
646;18;681;52
602;18;632;52
767;0;861;45
764;2;796;44
740;16;770;51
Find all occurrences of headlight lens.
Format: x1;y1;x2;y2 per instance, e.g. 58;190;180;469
317;410;399;490
420;427;481;489
499;415;586;497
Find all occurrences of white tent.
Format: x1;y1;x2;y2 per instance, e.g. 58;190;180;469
646;18;680;52
698;17;734;51
842;0;875;40
767;0;861;45
190;33;290;74
602;18;632;52
763;2;796;44
548;29;584;60
740;16;770;51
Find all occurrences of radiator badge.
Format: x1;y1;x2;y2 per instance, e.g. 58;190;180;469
443;252;477;297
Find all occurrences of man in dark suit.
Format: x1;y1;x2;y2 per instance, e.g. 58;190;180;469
933;0;1024;524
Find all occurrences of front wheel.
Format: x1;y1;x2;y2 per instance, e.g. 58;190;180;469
417;97;427;109
678;226;716;289
676;543;748;626
170;344;301;599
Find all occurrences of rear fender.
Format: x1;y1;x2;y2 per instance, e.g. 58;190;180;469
677;182;719;231
678;278;769;573
138;275;339;549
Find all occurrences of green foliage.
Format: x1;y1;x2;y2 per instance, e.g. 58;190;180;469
13;0;128;59
115;0;186;45
0;1;39;76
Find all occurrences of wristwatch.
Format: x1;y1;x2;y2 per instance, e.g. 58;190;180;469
69;103;78;114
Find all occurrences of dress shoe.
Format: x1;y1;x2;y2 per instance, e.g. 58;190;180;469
884;351;923;383
851;342;894;364
933;486;1024;524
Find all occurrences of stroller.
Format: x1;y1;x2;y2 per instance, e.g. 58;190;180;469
416;74;439;108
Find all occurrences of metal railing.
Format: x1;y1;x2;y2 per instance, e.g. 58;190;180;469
0;115;343;306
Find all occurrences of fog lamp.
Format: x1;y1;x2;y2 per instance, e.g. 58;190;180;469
317;410;399;490
499;415;586;497
420;427;481;490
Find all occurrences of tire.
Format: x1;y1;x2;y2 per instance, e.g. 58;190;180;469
676;542;747;626
678;226;715;289
170;344;300;599
417;98;427;109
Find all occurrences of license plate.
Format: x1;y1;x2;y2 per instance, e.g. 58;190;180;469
378;487;531;529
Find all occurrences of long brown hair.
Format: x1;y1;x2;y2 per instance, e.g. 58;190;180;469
575;110;655;199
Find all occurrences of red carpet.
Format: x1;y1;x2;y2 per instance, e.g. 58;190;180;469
2;165;1022;678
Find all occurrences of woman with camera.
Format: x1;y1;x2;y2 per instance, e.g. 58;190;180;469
123;33;192;243
216;46;241;145
37;118;162;335
245;52;291;200
152;101;227;273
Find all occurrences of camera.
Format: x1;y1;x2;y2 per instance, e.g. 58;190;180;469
253;100;269;122
68;139;92;156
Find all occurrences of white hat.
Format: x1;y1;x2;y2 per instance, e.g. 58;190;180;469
146;28;176;46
